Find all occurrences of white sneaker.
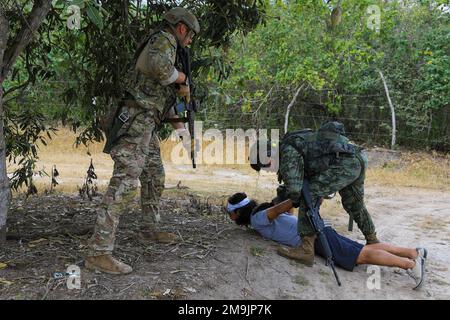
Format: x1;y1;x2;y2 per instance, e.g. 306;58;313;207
416;247;428;260
407;248;427;290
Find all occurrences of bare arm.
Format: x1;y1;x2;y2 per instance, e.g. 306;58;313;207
267;199;294;221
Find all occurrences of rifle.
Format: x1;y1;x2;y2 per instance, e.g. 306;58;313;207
302;179;341;286
176;46;198;169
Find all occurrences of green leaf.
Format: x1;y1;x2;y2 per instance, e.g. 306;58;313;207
86;5;104;29
71;0;86;9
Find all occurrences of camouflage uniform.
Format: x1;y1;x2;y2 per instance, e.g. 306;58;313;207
278;128;376;238
89;30;178;256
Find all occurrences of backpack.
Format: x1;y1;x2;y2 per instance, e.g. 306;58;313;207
99;30;163;153
280;122;357;178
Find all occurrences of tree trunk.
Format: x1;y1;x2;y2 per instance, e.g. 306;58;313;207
0;0;52;243
0;86;8;243
0;10;10;243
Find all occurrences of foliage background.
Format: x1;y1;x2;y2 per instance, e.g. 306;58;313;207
2;0;450;191
203;0;449;151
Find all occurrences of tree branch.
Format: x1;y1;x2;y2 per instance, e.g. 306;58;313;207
379;70;396;149
1;0;52;80
284;84;305;134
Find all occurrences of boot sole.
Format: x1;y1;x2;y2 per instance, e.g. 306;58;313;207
85;260;133;275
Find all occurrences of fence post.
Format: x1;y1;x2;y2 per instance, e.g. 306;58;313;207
379;71;396;149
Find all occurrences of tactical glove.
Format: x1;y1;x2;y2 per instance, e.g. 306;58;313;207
287;191;301;208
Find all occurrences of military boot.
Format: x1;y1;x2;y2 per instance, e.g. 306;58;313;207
277;234;317;266
139;229;179;244
85;255;132;275
365;233;380;245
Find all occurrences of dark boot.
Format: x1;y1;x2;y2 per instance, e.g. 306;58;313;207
277;234;317;266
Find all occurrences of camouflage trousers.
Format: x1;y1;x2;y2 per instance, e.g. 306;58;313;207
297;151;376;237
88;111;165;256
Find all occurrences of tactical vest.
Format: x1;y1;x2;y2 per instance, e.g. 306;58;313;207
101;29;176;154
280;122;358;178
135;29;164;75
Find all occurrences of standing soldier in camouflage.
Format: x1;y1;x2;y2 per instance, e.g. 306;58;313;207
85;7;200;274
249;122;379;266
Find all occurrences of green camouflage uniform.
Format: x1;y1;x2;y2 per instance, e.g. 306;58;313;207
278;128;376;238
89;30;178;256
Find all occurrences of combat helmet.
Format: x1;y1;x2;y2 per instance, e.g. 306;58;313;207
163;7;200;34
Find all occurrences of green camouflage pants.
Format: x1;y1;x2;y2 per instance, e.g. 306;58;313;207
89;111;165;256
297;151;376;237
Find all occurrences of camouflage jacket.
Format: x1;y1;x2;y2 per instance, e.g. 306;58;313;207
126;29;179;121
278;125;357;203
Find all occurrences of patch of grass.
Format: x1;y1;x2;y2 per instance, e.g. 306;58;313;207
367;151;450;191
318;269;330;278
7;127;449;197
250;246;265;257
293;274;310;286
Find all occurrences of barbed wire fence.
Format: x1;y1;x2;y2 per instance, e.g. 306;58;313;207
4;81;449;151
198;86;449;151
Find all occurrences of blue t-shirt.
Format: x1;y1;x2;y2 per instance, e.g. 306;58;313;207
250;209;301;247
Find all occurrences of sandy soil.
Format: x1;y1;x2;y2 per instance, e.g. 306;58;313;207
1;176;449;300
189;186;450;300
1;146;449;300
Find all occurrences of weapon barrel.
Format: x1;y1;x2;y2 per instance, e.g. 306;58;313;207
302;179;341;286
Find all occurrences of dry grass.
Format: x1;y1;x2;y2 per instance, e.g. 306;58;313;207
7;127;450;198
366;151;450;191
414;217;450;232
7;128;112;194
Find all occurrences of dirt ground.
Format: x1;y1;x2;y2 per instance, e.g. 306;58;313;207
1;149;449;300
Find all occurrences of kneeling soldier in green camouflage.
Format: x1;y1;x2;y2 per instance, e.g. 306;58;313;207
250;122;379;266
85;7;200;274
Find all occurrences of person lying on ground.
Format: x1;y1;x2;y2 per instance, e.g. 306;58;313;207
226;192;427;290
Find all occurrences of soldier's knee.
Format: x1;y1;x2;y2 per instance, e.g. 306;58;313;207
343;200;366;213
341;194;366;213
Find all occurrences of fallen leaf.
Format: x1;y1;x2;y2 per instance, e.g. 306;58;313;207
170;269;187;274
148;291;164;299
0;263;7;270
28;238;48;247
0;278;13;286
29;238;48;244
